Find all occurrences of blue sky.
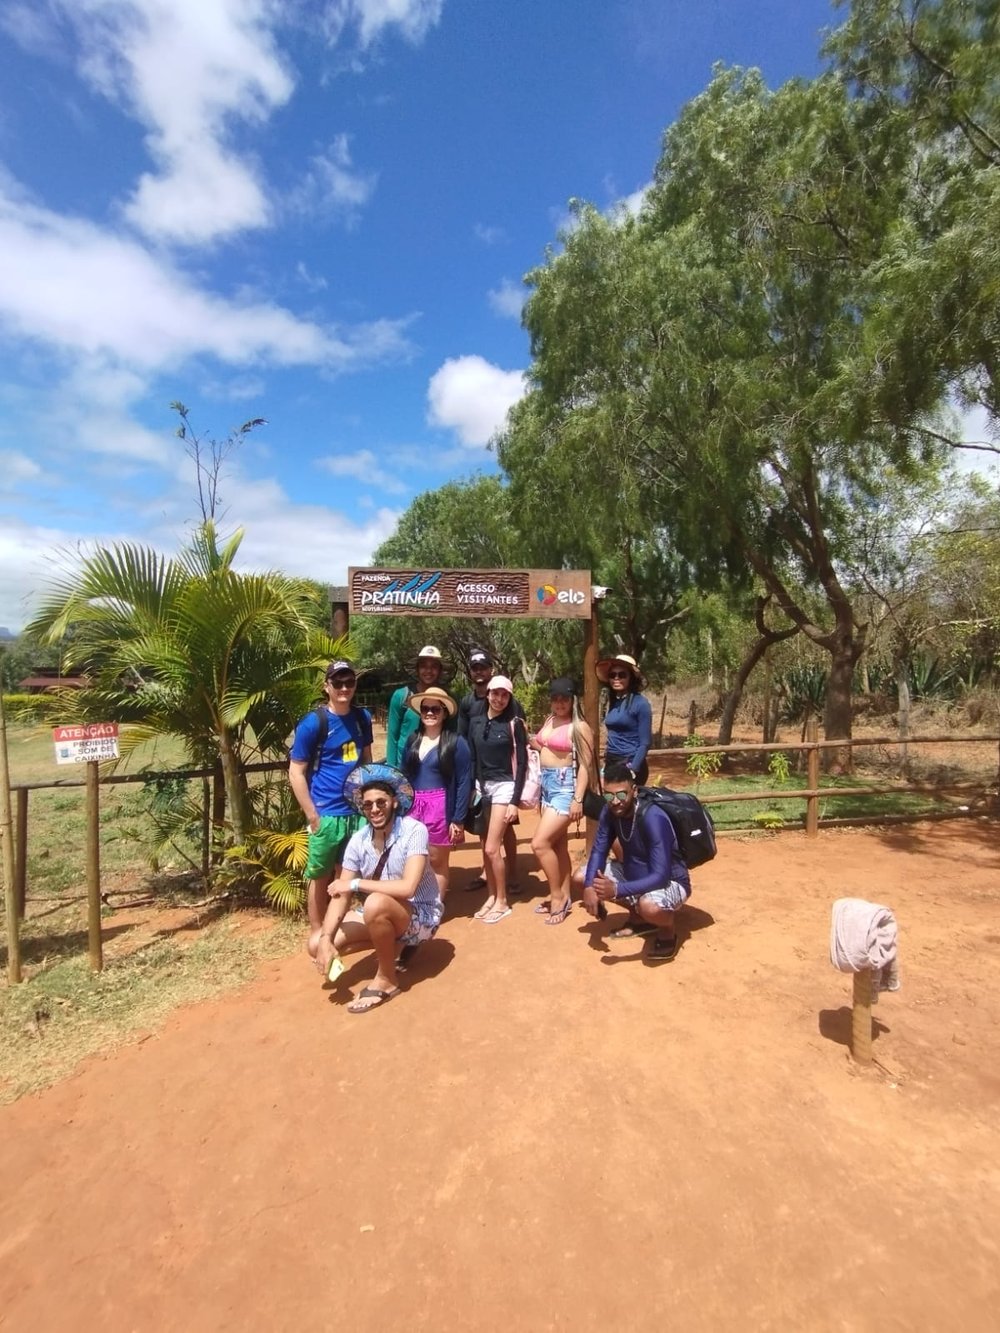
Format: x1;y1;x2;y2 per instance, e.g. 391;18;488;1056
0;0;841;632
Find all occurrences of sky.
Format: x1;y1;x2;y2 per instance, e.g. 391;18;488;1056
0;0;844;633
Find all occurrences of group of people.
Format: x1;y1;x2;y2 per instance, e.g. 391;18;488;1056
288;644;678;1014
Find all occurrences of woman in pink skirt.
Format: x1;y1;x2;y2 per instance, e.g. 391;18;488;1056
401;685;472;899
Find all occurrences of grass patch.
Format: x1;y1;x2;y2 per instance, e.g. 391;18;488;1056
695;773;954;831
0;908;301;1104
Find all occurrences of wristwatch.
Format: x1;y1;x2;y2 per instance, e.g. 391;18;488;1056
350;877;361;893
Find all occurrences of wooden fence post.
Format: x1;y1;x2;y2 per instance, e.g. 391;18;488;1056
15;787;27;920
688;700;697;737
851;970;874;1064
201;775;211;881
85;760;103;972
0;681;22;983
805;717;820;837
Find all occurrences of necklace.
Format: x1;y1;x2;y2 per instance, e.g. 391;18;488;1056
618;807;638;842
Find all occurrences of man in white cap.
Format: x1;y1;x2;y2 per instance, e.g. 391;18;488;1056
386;644;452;767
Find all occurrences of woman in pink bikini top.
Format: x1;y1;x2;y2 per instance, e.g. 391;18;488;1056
529;678;595;926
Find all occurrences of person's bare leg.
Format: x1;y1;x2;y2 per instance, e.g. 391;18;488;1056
484;805;510;911
361;893;411;994
315;889;353;975
531;808;572;911
428;843;450;900
307;872;334;958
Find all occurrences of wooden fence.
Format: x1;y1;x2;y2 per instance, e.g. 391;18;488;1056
4;724;998;983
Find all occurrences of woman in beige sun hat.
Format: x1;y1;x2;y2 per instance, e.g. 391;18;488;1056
595;653;652;785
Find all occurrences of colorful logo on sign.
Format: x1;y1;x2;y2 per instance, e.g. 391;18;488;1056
536;584;557;605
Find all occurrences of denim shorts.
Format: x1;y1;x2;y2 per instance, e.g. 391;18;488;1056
540;765;574;815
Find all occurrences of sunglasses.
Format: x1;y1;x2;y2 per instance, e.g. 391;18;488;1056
603;789;632;804
608;670;630;680
361;797;392;812
328;676;356;688
420;704;444;716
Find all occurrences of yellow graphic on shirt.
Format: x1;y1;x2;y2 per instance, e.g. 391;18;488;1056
342;741;358;762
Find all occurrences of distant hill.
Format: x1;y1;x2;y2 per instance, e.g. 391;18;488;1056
0;627;16;641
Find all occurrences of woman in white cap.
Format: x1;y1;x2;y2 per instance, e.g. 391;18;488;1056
467;675;528;923
596;653;652;785
386;644;452;767
400;685;472;899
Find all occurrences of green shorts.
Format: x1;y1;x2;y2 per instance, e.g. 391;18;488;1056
304;813;364;880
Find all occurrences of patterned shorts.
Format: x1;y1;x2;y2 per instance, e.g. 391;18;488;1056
605;859;689;912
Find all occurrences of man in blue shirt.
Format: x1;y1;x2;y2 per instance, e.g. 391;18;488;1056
288;660;373;961
578;760;691;962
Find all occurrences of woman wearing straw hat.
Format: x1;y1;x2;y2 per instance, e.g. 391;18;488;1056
596;653;652;786
401;685;472;900
316;763;443;1013
529;677;595;925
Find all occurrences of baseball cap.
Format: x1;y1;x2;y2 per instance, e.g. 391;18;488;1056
326;659;356;680
469;649;491;667
487;674;514;693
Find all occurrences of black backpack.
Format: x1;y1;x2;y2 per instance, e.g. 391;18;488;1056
638;786;717;869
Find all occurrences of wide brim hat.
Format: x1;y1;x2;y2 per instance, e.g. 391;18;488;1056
407;685;457;718
595;653;645;687
343;763;415;816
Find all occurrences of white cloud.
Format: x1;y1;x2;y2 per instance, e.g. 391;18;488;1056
0;450;42;488
290;134;377;222
0;184;412;373
321;0;444;49
487;278;525;320
426;355;525;448
0;491;402;632
474;222;507;246
617;183;650;218
51;0;295;246
317;447;408;492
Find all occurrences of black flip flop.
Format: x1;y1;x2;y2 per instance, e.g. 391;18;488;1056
648;934;679;963
347;985;400;1013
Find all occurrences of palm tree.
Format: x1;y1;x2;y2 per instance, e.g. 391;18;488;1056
26;522;336;844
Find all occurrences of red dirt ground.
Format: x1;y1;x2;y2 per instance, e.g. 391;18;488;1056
2;816;999;1331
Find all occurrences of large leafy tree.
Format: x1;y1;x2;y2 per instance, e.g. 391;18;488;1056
507;65;953;753
828;0;1000;439
25;522;335;843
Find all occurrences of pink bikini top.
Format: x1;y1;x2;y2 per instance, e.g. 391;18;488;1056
535;717;573;756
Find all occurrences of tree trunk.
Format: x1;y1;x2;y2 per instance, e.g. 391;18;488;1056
895;660;911;776
823;632;861;773
217;728;249;845
719;636;772;745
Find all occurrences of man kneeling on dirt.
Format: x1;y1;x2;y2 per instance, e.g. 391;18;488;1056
316;764;444;1014
576;760;691;963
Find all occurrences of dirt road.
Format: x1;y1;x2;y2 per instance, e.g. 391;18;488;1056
1;819;999;1331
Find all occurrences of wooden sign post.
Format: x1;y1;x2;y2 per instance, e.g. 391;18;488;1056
85;760;103;972
0;677;22;984
851;970;874;1064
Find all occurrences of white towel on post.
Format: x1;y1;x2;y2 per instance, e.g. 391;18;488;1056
830;897;898;974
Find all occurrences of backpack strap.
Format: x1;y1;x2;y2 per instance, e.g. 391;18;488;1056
309;705;331;778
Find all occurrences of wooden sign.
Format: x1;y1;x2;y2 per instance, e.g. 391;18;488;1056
347;568;592;619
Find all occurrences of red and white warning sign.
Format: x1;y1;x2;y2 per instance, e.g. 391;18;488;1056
52;723;120;765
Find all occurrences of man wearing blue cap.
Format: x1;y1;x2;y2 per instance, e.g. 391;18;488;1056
288;660;373;960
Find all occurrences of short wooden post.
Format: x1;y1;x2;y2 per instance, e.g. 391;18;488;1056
687;700;697;737
657;694;667;747
201;775;211;881
15;787;27;920
85;760;103;972
805;717;819;838
851;970;873;1064
0;680;22;983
